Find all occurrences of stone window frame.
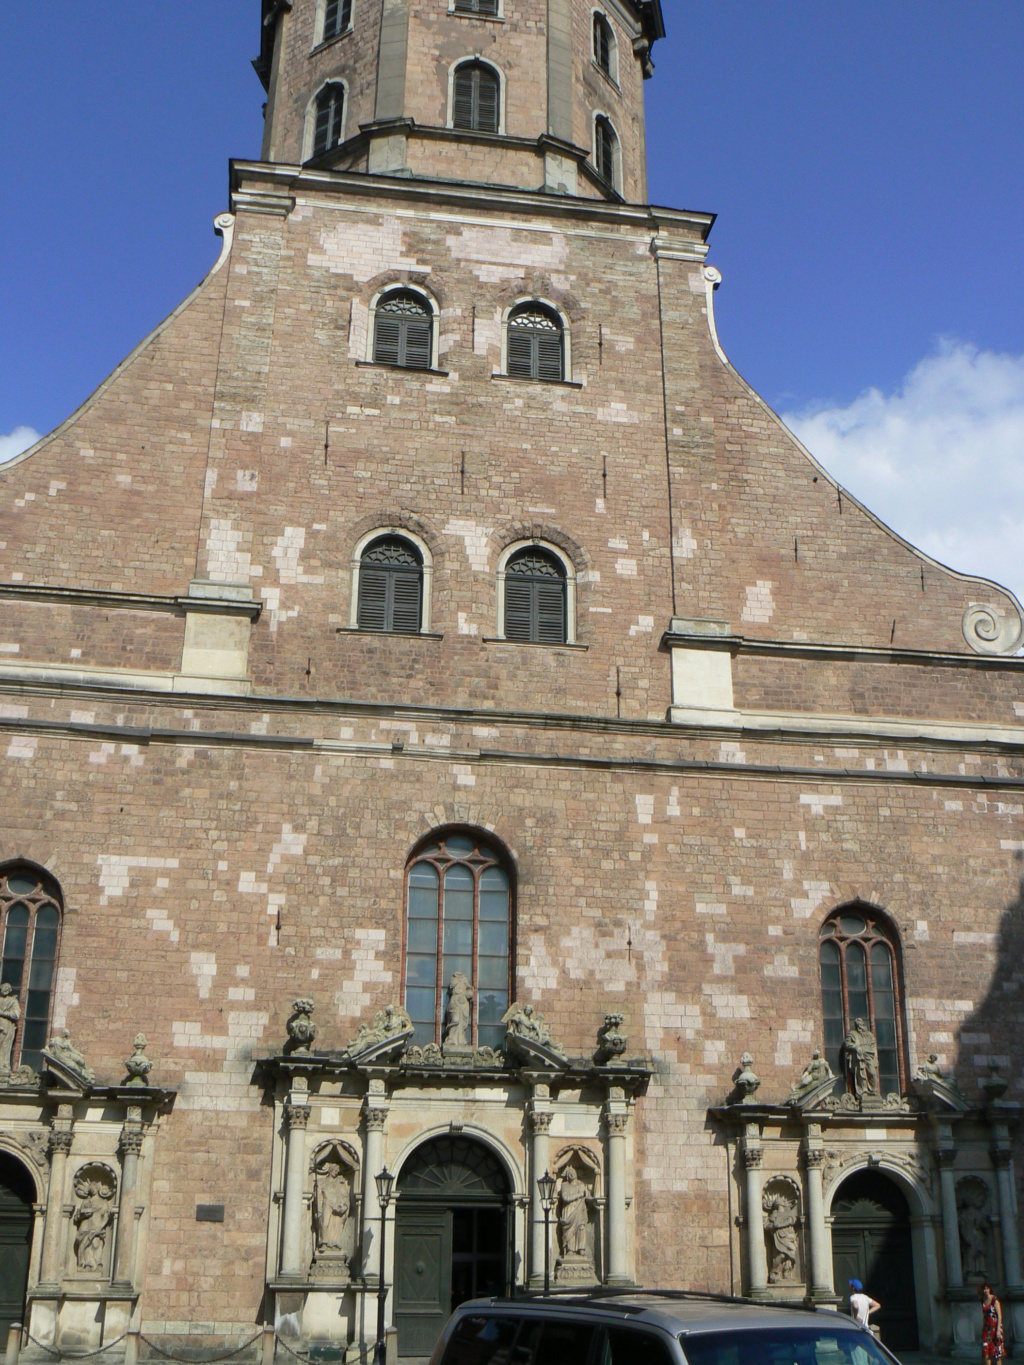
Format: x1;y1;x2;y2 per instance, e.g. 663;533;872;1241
592;111;621;193
499;298;572;383
302;78;350;161
495;540;577;645
311;0;355;50
591;9;620;85
348;527;434;633
818;902;909;1096
401;829;516;1050
365;284;440;372
0;861;64;1074
446;57;507;136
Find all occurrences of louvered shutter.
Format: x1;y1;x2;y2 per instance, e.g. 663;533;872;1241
503;577;534;641
535;581;566;643
507;330;534;378
357;568;389;631
476;69;499;132
453;68;475;129
536;331;563;382
390;570;423;634
374;316;402;366
402;318;432;370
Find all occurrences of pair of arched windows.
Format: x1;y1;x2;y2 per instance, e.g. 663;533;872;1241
354;536;569;644
0;865;62;1073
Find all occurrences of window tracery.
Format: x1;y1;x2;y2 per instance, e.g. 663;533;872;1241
819;905;905;1096
0;865;62;1073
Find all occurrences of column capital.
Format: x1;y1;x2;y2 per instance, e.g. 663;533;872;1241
741;1145;764;1170
528;1109;553;1135
605;1111;629;1135
934;1146;957;1169
803;1146;827;1170
284;1101;311;1130
119;1126;145;1158
363;1105;388;1132
991;1146;1013;1170
47;1127;73;1158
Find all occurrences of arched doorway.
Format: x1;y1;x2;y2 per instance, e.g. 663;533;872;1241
831;1170;919;1352
393;1136;510;1358
0;1154;34;1337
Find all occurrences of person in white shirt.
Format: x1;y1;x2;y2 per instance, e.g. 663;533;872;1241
848;1279;881;1329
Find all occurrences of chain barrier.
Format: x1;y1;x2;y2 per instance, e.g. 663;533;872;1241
25;1332;129;1361
138;1332;263;1364
273;1330;381;1364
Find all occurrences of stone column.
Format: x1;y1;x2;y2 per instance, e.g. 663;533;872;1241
741;1134;768;1297
279;1098;311;1279
39;1122;73;1286
361;1104;388;1283
113;1121;145;1286
604;1106;630;1285
993;1147;1024;1289
528;1098;552;1288
803;1143;831;1298
935;1145;964;1291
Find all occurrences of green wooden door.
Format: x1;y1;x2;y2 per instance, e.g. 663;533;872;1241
393;1207;451;1357
0;1157;33;1337
831;1171;919;1352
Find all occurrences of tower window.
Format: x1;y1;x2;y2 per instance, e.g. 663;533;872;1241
594;115;618;188
819;906;906;1097
373;290;433;370
404;833;511;1050
506;305;565;382
323;0;352;41
452;62;500;134
313;83;346;156
504;547;567;644
593;13;615;77
356;536;423;634
454;0;499;13
0;865;62;1073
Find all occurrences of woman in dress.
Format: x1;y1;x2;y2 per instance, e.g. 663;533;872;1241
980;1283;1005;1362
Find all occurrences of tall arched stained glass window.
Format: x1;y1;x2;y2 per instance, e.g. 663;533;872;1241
0;865;63;1072
819;905;905;1096
404;833;511;1049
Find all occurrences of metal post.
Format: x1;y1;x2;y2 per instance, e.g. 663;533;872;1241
543;1205;551;1296
374;1168;395;1365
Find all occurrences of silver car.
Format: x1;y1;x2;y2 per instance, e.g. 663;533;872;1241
427;1293;899;1365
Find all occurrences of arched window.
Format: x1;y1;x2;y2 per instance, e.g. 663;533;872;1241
819;905;905;1096
594;115;618;188
323;0;352;41
357;536;423;633
506;304;564;382
593;13;615;77
0;865;62;1073
373;290;433;370
503;547;567;644
404;833;511;1050
313;83;346;157
452;61;500;133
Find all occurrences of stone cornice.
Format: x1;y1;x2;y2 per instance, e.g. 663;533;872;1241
0;582;262;620
661;626;1024;672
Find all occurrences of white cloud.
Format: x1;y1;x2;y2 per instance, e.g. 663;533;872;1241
783;341;1024;604
0;427;41;466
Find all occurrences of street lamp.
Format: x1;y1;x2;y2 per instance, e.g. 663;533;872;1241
537;1170;556;1297
375;1167;396;1365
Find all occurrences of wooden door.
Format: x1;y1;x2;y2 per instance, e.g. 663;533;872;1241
393;1207;451;1357
831;1171;919;1352
0;1157;33;1338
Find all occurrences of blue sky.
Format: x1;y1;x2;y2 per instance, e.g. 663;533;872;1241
3;3;1023;599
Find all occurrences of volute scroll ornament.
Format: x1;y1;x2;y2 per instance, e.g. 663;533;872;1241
962;602;1024;657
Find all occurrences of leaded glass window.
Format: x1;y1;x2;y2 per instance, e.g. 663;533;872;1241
0;866;62;1073
507;306;564;382
503;547;567;644
313;84;346;156
357;536;423;633
373;291;433;370
404;834;511;1049
820;906;905;1096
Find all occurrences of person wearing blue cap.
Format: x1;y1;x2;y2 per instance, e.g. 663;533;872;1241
848;1280;881;1330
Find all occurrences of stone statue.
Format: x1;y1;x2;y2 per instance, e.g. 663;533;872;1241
843;1018;879;1099
957;1181;991;1280
788;1048;833;1104
124;1033;153;1087
557;1166;589;1258
0;983;20;1073
353;1003;412;1046
285;998;317;1054
72;1167;116;1272
501;1002;568;1066
313;1158;352;1255
45;1029;95;1085
763;1188;799;1283
443;972;473;1049
594;1013;628;1065
731;1052;761;1104
915;1053;948;1084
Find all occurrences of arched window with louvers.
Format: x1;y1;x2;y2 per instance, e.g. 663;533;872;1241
310;82;346;158
498;544;574;645
372;289;434;370
819;904;907;1097
505;303;565;383
0;863;63;1073
355;535;425;634
594;114;619;190
593;12;617;80
451;60;501;134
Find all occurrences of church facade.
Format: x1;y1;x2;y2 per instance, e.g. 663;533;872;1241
1;2;1023;1360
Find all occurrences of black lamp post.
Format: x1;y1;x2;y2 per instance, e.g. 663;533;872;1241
537;1170;556;1297
375;1167;396;1365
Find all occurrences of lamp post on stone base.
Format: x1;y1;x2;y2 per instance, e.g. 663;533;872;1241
537;1170;556;1297
375;1167;396;1365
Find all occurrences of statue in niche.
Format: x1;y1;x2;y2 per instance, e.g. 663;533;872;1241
557;1166;590;1258
788;1049;833;1104
957;1180;992;1280
72;1166;116;1273
443;972;473;1049
314;1158;352;1255
0;984;20;1073
762;1186;800;1284
843;1018;879;1099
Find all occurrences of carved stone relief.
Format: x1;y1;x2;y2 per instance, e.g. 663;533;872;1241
762;1177;801;1285
552;1144;600;1285
956;1176;993;1282
310;1141;360;1278
71;1163;117;1275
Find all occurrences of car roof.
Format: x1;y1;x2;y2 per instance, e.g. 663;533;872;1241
452;1294;859;1337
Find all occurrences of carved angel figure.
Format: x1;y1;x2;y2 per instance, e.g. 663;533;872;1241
843;1018;879;1098
355;1004;413;1045
443;972;473;1048
0;983;20;1073
313;1158;351;1254
788;1048;833;1103
72;1170;116;1272
501;1002;553;1046
557;1167;589;1258
762;1190;799;1283
46;1029;95;1084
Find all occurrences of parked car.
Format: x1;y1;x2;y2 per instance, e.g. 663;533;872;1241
427;1291;900;1365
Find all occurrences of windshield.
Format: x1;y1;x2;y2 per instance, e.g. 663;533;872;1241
680;1326;894;1365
